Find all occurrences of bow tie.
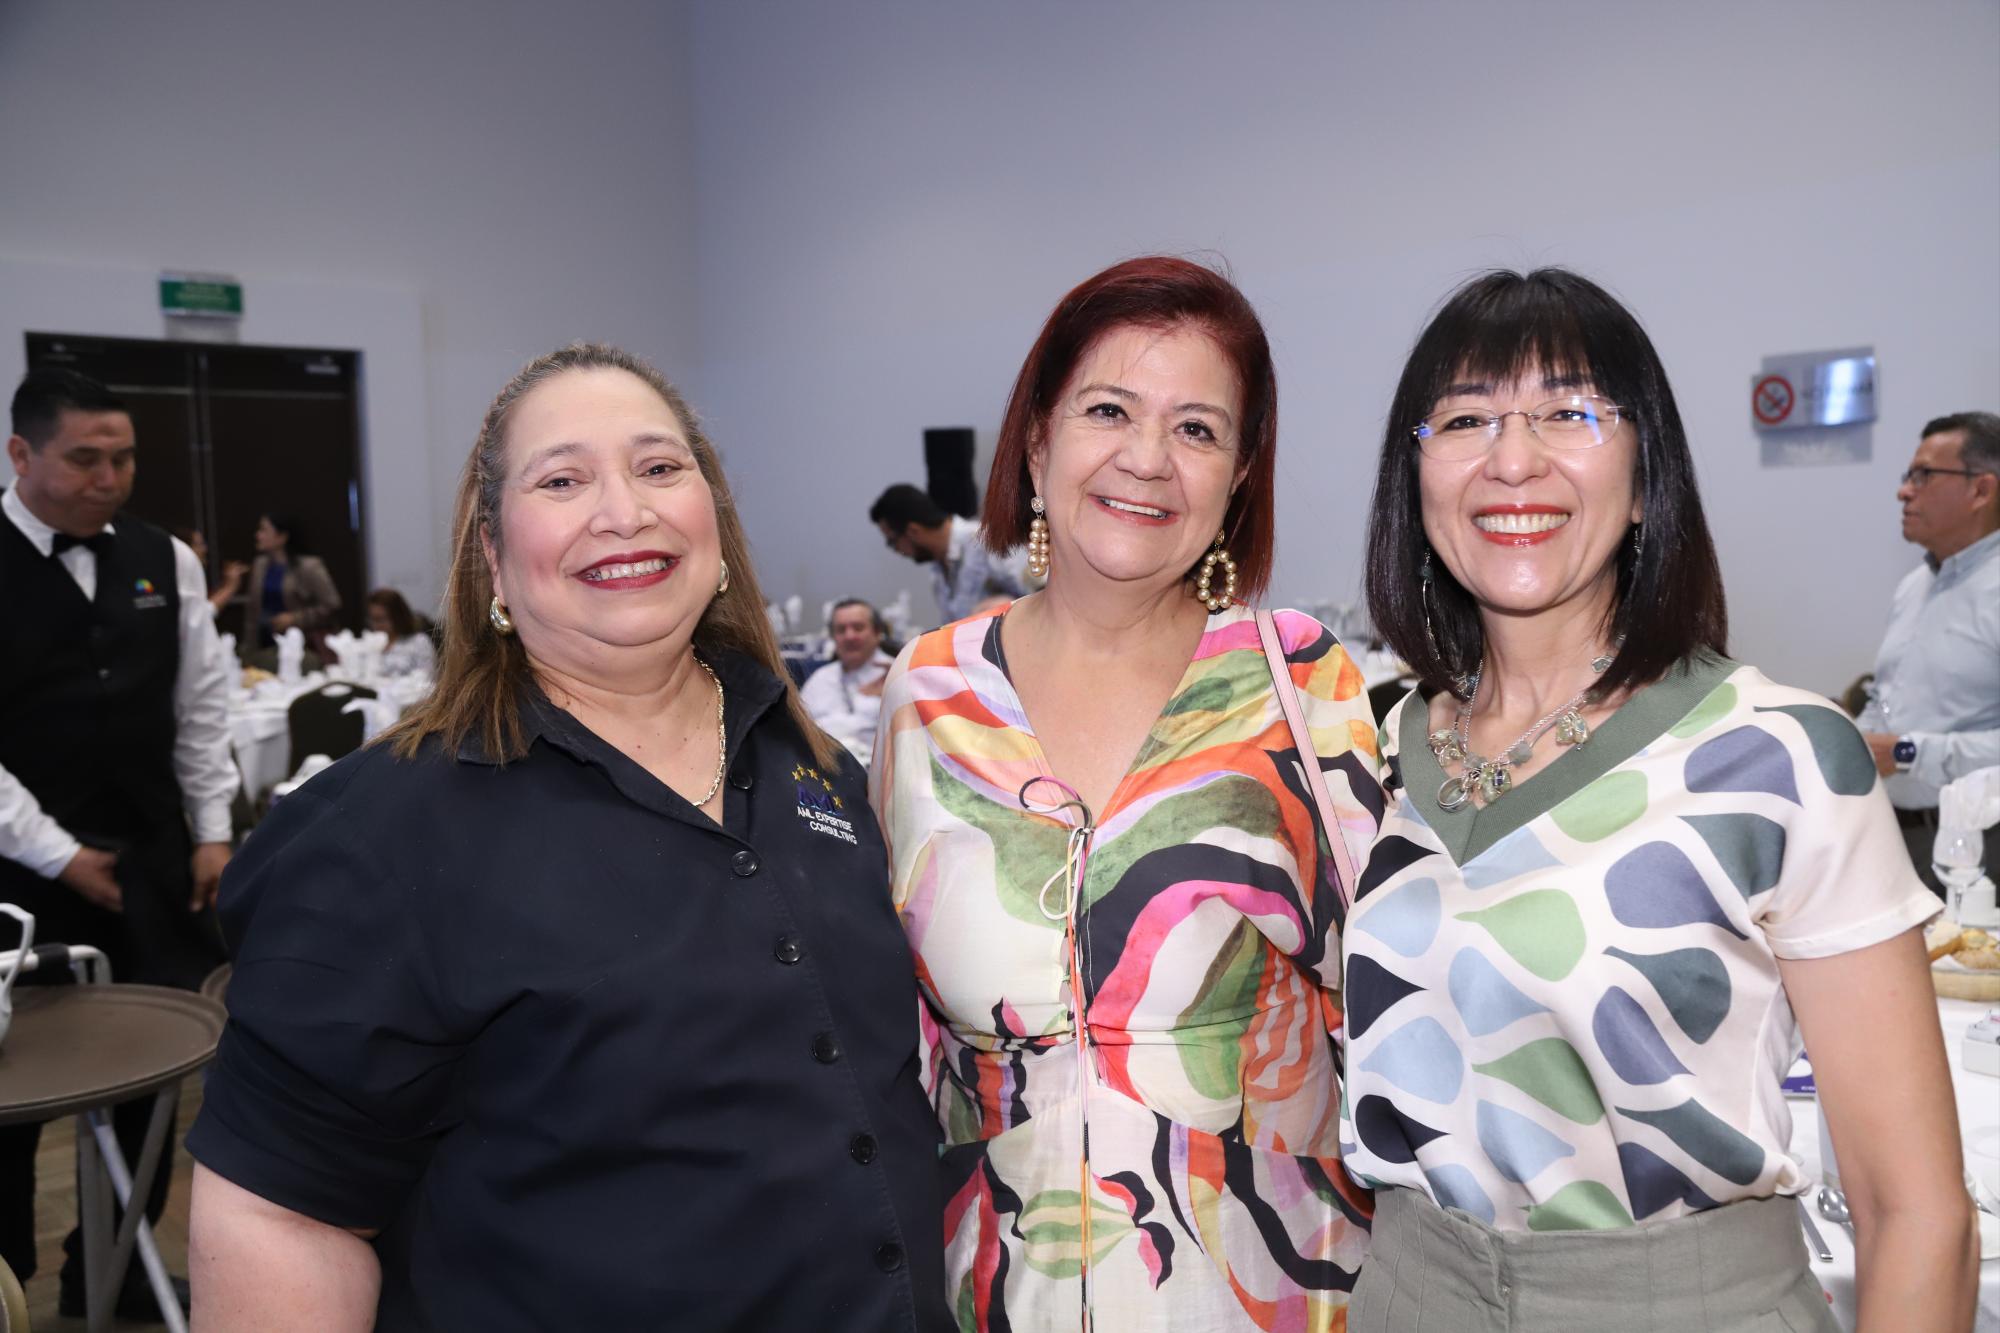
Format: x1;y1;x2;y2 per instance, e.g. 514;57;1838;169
51;531;114;558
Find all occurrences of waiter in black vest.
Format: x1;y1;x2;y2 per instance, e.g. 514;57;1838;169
0;368;238;1318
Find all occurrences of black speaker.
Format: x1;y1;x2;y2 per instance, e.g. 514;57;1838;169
925;427;979;519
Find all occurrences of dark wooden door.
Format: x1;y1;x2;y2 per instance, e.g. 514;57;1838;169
24;333;368;634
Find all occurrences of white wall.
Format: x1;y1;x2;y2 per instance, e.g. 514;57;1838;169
686;0;2000;691
0;0;701;614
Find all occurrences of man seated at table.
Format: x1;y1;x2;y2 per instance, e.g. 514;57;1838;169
799;598;895;763
0;368;235;1319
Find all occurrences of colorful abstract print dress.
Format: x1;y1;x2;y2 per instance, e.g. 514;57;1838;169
871;606;1384;1331
1340;657;1938;1232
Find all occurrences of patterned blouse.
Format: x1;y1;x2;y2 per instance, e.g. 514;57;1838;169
1341;656;1939;1231
871;604;1385;1331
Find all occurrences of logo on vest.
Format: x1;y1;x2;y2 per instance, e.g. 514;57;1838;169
792;764;857;845
132;577;168;610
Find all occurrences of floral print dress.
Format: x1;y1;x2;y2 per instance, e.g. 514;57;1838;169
871;605;1384;1331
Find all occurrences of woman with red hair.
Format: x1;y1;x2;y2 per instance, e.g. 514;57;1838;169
871;256;1382;1329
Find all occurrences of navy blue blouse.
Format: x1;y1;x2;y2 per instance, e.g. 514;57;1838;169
189;655;948;1331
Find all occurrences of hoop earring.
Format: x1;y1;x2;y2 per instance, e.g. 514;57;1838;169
716;559;730;596
488;595;514;635
1026;496;1050;579
1194;530;1237;612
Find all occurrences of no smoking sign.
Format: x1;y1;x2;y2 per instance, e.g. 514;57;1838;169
1752;374;1795;425
1749;349;1877;434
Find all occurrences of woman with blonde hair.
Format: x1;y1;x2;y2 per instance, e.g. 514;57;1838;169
188;343;948;1331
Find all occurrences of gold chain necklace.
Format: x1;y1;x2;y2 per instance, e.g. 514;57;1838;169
691;658;727;806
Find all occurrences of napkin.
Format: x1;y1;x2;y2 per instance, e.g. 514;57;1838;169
322;629;360;672
360;629;390;679
341;695;399;741
275;627;307;683
1937;767;2000;925
1938;767;2000;846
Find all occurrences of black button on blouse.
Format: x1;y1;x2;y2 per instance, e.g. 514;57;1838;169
186;655;948;1332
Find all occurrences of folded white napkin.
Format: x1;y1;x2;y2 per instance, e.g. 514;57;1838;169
275;627;307;683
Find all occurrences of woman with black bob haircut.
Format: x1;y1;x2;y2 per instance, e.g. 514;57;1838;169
1342;269;1974;1331
1365;268;1723;699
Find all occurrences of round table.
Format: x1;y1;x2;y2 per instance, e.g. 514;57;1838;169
1786;995;2000;1329
0;984;225;1333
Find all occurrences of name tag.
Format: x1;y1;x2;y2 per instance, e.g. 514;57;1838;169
132;578;168;610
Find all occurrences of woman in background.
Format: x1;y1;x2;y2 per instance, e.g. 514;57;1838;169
365;587;436;677
873;256;1380;1329
240;512;340;648
173;526;249;617
1342;268;1973;1331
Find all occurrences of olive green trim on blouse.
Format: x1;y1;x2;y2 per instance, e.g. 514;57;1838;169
1396;653;1739;866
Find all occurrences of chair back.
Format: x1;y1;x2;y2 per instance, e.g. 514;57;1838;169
287;681;380;774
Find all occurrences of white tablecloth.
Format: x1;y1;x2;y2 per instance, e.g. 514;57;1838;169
1785;996;2000;1329
228;673;427;798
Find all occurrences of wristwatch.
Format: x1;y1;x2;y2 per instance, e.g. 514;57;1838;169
1892;736;1917;772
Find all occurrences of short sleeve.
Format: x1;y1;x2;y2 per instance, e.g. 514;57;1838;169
185;775;469;1228
1753;702;1940;960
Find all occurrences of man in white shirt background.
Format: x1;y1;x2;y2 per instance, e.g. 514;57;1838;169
1858;410;2000;896
0;368;237;1318
800;598;896;764
870;482;1031;625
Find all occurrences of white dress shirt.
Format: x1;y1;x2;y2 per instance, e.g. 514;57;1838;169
1856;528;2000;808
0;486;239;877
800;649;894;763
930;515;1032;624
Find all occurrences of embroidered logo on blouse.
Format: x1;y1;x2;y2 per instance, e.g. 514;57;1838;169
792;764;857;845
132;577;168;610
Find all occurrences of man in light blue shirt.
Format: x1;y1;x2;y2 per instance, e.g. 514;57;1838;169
1858;411;2000;894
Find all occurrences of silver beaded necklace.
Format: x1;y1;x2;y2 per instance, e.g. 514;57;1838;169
1428;646;1614;811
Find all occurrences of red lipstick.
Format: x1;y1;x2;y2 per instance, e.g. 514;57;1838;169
575;550;677;590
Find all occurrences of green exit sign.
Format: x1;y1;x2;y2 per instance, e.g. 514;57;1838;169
159;273;243;318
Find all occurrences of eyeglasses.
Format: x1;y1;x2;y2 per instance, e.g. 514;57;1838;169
1413;395;1626;461
1899;465;1979;488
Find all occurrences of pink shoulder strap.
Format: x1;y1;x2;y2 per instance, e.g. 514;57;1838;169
1255;608;1357;914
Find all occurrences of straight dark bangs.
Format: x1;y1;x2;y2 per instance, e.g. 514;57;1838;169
1409;272;1649;421
1366;268;1727;706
